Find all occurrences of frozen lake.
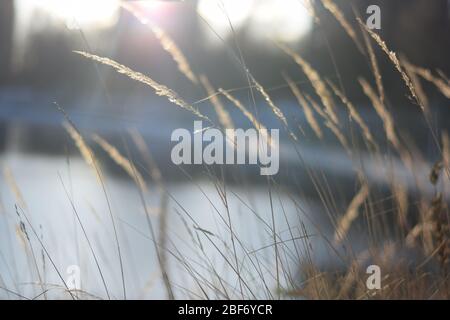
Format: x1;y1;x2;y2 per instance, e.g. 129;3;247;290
0;151;335;299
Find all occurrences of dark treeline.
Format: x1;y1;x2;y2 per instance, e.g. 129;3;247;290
0;0;449;105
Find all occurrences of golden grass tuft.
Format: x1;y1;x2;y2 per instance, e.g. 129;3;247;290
321;0;363;52
361;24;385;105
92;134;147;193
406;63;450;100
3;167;27;210
303;0;319;23
219;88;273;147
402;56;430;115
327;79;378;151
325;119;352;157
120;2;147;24
334;182;369;244
252;77;299;141
73;51;209;122
129;129;163;185
358;19;420;108
428;190;449;273
392;180;409;229
442;131;450;173
63;121;102;183
304;93;326;119
277;42;339;125
284;74;323;139
305;93;352;156
199;75;234;130
359;77;400;151
121;3;197;84
437;69;450;84
15;224;28;250
252;78;288;127
151;26;198;84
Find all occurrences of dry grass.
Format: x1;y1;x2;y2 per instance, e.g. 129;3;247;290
334;182;369;244
321;0;363;52
252;77;299;141
73;51;209;122
219;88;273;147
304;93;352;156
285;73;323;139
200;75;234;130
358;19;420;108
406;62;450;100
277;42;339;125
392;180;409;230
3;167;27;210
121;2;197;84
151;25;198;84
2;0;450;301
253;78;288;128
327;79;378;150
360;23;385;105
63;121;102;183
92;134;147;193
359;78;400;151
402;56;430;115
443;132;450;172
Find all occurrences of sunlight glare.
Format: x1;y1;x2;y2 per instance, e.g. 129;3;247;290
30;0;120;30
198;0;255;35
198;0;312;43
250;0;313;42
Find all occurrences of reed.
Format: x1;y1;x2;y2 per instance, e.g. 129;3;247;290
277;42;339;125
360;24;385;105
3;0;450;301
304;93;352;156
219;88;272;147
3;167;27;210
327;79;378;150
407;63;450;99
92;134;147;193
321;0;363;52
285;73;323;139
63;121;102;183
359;78;400;151
74;51;209;122
200;75;234;130
358;19;420;108
121;2;197;84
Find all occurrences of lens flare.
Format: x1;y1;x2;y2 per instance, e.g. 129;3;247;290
198;0;312;42
28;0;120;30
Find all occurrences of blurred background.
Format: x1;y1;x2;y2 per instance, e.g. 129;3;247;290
0;0;449;152
0;0;449;299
